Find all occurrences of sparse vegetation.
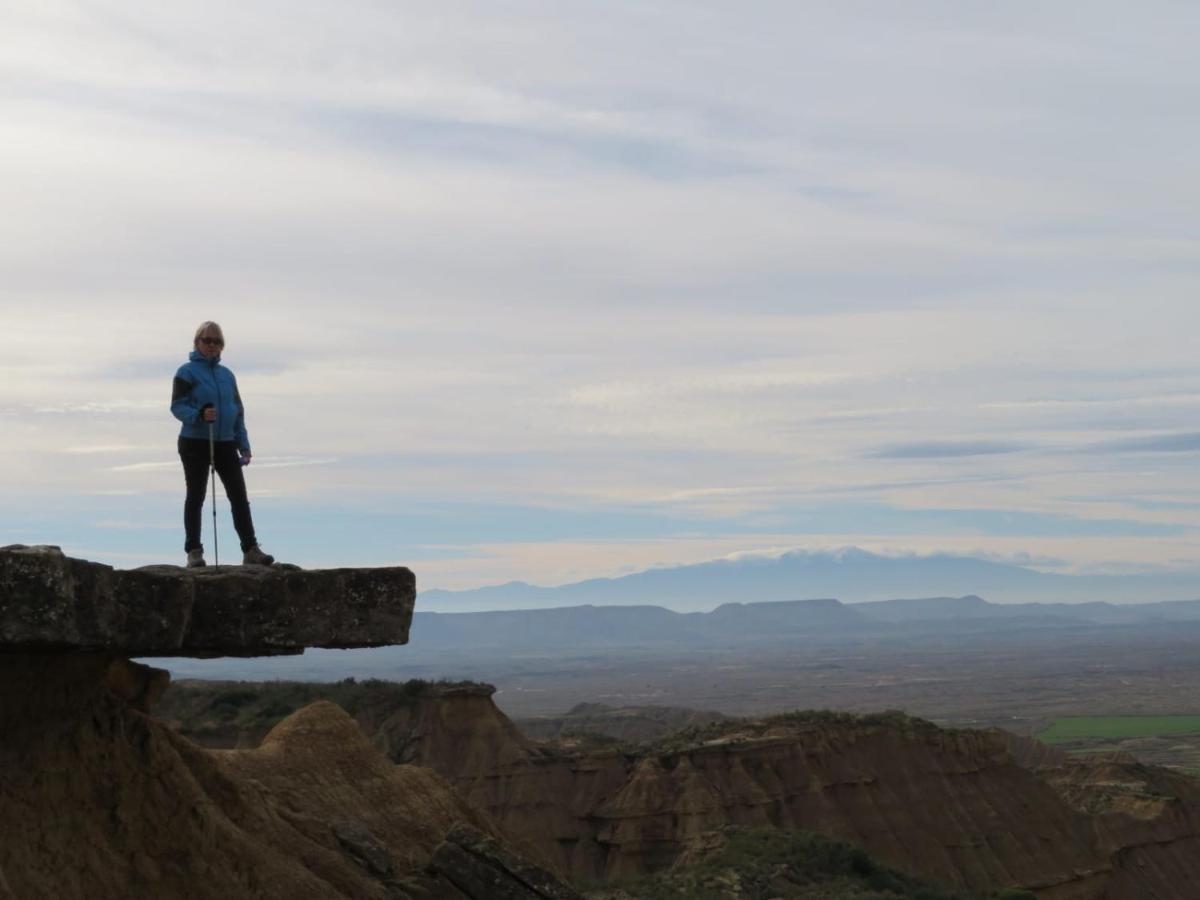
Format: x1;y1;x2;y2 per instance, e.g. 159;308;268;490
646;709;947;754
554;728;632;752
156;677;490;744
584;826;982;899
1035;716;1200;771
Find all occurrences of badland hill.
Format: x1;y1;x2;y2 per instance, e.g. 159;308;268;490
9;545;1200;899
0;545;580;900
323;685;1200;898
160;677;1200;899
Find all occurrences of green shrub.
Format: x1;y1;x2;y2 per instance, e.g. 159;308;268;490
594;827;976;899
158;677;496;743
207;689;257;711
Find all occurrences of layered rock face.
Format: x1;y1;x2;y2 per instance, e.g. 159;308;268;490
385;686;1200;899
515;702;732;744
0;547;580;900
0;654;476;899
0;544;415;655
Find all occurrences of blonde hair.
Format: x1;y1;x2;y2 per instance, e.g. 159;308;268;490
193;321;225;347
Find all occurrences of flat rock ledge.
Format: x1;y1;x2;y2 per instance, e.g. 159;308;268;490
0;544;414;658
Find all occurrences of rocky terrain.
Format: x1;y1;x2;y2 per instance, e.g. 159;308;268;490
0;545;580;900
154;673;1200;898
514;702;732;745
587;826;984;900
338;681;1200;899
10;545;1200;899
156;680;731;751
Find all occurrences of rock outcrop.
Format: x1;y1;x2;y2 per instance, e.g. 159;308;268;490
0;544;414;656
1035;754;1200;900
432;825;584;900
515;702;732;744
0;547;579;900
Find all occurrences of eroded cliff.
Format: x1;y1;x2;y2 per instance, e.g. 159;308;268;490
377;684;1200;899
0;547;581;900
0;653;484;898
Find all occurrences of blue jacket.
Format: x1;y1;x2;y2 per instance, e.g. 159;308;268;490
171;350;251;451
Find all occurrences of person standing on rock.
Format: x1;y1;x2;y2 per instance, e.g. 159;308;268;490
171;321;275;568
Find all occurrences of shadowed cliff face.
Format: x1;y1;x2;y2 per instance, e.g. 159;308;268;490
1033;754;1200;900
381;686;1200;900
0;653;478;899
514;702;732;744
0;548;583;900
0;654;589;900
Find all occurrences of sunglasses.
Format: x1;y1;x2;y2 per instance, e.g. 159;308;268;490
199;337;224;346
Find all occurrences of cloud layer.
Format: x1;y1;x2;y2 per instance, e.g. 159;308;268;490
3;1;1199;587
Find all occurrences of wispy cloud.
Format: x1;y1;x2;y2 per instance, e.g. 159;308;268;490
250;456;339;469
1087;432;1200;454
866;441;1032;459
107;455;337;473
63;444;145;455
107;461;177;473
93;519;174;531
34;402;160;415
980;392;1200;412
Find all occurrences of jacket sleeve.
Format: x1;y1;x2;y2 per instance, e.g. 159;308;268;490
232;379;251;452
170;367;201;425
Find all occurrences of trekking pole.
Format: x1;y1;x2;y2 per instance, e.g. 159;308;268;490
208;420;219;570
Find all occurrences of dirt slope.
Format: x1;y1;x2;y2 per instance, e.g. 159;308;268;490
514;702;731;744
0;654;569;900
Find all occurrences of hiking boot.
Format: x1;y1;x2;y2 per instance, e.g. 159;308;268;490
242;544;275;566
186;548;206;568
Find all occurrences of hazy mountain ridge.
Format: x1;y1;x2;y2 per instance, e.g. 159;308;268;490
409;592;1200;655
155;589;1200;685
420;548;1200;612
150;548;1200;685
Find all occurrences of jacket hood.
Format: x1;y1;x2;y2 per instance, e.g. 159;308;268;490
189;349;221;364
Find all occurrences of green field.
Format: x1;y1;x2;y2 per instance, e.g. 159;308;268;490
1038;716;1200;743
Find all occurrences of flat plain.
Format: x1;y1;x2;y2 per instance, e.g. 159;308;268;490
397;621;1200;770
408;623;1200;728
163;615;1200;770
1038;716;1200;742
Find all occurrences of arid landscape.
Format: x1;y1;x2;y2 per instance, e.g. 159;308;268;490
154;669;1200;899
168;624;1200;772
481;624;1200;739
10;546;1200;899
163;608;1200;770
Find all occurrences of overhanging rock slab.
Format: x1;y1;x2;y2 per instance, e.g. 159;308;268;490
0;545;414;658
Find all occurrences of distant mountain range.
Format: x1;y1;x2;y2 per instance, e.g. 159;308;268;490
157;588;1200;683
153;549;1200;683
419;547;1200;613
408;592;1200;654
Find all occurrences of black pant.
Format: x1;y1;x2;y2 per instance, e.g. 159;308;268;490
178;437;258;553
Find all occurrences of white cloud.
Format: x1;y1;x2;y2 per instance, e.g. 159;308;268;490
62;444;146;454
107;461;177;473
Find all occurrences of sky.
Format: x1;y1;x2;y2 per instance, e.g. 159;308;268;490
3;1;1199;590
